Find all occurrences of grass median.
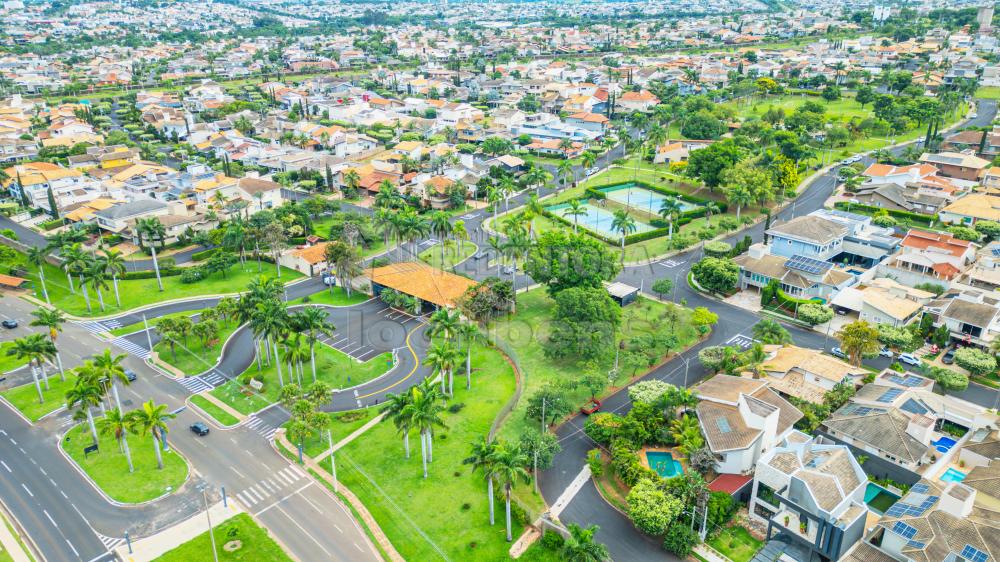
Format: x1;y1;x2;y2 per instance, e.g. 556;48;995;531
190;395;240;427
418;240;478;270
1;372;76;422
0;342;30;373
155;320;243;376
152;512;292;562
61;420;188;504
287;287;370;307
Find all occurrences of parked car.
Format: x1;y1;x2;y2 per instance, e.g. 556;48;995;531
1;319;17;329
830;347;847;359
124;369;137;382
322;274;336;286
190;422;210;436
899;353;922;367
879;347;894;358
942;348;957;365
472;251;487;260
502;265;516;275
581;398;601;415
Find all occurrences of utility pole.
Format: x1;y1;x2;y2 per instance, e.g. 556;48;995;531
540;397;546;432
142;313;153;352
327;430;338;492
201;486;219;562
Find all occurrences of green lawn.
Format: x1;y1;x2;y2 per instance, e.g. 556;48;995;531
720;94;870;124
241;341;393;401
61;419;189;504
288;287;370;307
0;342;29;373
152;513;292;562
209;380;272;416
23;258;303;317
0;372;76;421
418;240;478;270
0;508;33;562
706;526;763;562
190;395;240;427
335;342;521;562
109;309;203;337
155;320;242;376
491;289;701;441
978;86;1000;100
289;408;376;459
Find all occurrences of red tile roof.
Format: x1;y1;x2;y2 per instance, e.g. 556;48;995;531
708;473;753;494
901;229;972;257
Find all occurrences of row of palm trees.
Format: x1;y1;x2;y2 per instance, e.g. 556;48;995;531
463;435;531;542
5;307;70;403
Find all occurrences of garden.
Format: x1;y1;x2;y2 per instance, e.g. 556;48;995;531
153;301;243;376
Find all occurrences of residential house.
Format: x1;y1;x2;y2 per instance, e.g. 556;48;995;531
732;242;856;300
93;199;170;235
692;375;803;475
879;229;975;287
925;288;1000;349
755;345;869;404
939;193;1000;225
830;278;935;328
564;112;609;134
919;152;991;182
617;90;659;112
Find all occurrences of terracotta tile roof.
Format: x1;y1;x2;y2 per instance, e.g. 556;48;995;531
290;242;330;266
366;261;477;308
901;230;972;256
707;473;753;494
0;274;29;288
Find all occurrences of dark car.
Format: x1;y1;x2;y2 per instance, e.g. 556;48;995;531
124;369;137;382
1;319;17;329
190;422;210;436
942;348;957;365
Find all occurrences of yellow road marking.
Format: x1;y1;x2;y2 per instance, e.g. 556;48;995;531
357;321;425;399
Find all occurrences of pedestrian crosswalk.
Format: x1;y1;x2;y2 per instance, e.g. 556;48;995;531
202;370;226;386
78;321;110;336
244;415;279;440
111;337;150;359
96;533;124;551
175;375;214;394
234;465;307;508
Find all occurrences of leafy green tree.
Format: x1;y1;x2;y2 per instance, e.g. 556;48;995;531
877;324;915;353
519;430;561;471
662;523;700;558
926;366;970;391
685;139;745;188
954;347;996;377
680;110;725;140
626;478;682;536
525;386;572;428
752;319;791;345
948;226;980;242
798;303;834;326
561;524;610;562
651;278;673;300
836;321;880;366
525;230;620;295
975;221;1000;242
691;257;739;294
545;286;622;361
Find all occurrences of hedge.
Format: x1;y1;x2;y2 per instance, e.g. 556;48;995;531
191;247;219;261
585;180;727;213
775;288;823;308
39;218;65;231
833;201;935;226
121;266;182;280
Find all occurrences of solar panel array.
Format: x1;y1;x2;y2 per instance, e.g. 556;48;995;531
901;398;929;416
885;496;939;518
785;255;833;275
844;404;883;416
892;521;918;539
717;418;732;434
991;247;1000;257
910;484;930;495
961;544;990;562
889;374;924;387
877;388;904;403
908;540;927;549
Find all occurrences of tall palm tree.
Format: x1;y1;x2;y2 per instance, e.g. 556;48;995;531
66;366;104;445
561;524;610;562
401;381;447;478
101;248;126;307
464;435;500;525
658;197;682;240
129;400;176;470
425;341;460;397
429;211;453;268
563;199;588;233
297;308;334;383
380;392;414;459
283;332;310;387
29;307;67;380
487;235;505;277
487;185;503;225
492;440;531;541
25;247;50;304
428;309;460;342
610;209;636;261
581;151;598;173
556;159;574;190
498;176;516;212
254;300;289;385
87;259;110;312
61;243;89;298
456;322;483;390
7;334;55;402
704;201;720;225
92;348;129;411
523;195;545;240
98;407;135;473
136;217;165;291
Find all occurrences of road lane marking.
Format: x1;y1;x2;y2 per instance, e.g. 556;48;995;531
249;486;266;501
21;483;32;497
334;524;343;533
355;542;363;552
229;466;246;479
260;479;277;493
301;494;324;514
254;482;313;516
44;510;57;527
273;504;330;556
65;539;78;557
60;490;68;499
0;461;10;472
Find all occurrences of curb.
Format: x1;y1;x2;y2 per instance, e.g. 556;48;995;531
184;394;243;431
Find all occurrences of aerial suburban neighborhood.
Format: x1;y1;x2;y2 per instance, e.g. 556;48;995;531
2;1;1000;562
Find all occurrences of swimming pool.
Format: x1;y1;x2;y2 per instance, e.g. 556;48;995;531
646;451;684;479
864;483;900;514
932;436;957;454
547;201;656;237
940;468;967;483
598;184;702;216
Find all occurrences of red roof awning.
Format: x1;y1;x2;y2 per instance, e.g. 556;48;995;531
708;473;753;495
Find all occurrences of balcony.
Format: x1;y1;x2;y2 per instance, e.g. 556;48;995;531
772;507;818;544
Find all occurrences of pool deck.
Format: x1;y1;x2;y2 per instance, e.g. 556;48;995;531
638;446;690;477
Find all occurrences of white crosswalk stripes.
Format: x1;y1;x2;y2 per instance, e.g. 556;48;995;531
111;337;150;359
175;376;213;394
244;415;278;440
77;321;110;336
203;371;226;386
233;466;304;508
97;533;124;550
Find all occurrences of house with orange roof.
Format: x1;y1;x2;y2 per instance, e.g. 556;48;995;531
879;229;976;287
617;90;659;112
565;112;608;133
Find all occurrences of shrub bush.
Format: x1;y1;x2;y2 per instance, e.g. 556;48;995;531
832;201;935;225
703;241;732;258
179;267;206;284
191;247;219;261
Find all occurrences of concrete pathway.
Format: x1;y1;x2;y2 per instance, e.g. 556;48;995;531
549;465;591;519
0;507;33;562
695;543;733;562
113;501;242;562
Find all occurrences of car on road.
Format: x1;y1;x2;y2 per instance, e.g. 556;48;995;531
502;265;516;275
830;347;847;359
586;167;599;176
970;113;978;119
942;347;957;365
322;274;336;286
190;422;210;436
581;398;601;415
124;368;137;382
1;319;17;329
879;347;894;358
472;251;487;260
898;353;922;367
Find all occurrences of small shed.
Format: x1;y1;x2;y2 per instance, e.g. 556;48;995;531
605;282;639;307
0;274;29;291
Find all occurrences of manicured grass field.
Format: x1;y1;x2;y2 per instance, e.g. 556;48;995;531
155;320;242;376
0;372;76;421
706;526;763;562
109;309;203;337
977;86;1000;100
296;409;375;458
288;287;370;307
151;513;292;562
491;288;700;441
61;419;189;504
335;343;521;561
720;94;870;124
0;342;30;373
418;240;478;270
23;258;303;317
242;341;393;401
190;395;240;427
209;380;272;416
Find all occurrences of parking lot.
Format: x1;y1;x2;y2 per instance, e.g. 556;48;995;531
316;302;422;362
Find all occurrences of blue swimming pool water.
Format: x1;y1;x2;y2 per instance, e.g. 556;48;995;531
646;451;684;479
940;467;966;483
932;436;957;453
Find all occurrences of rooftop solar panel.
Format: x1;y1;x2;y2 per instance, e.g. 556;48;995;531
992;247;1000;257
901;398;929;415
911;484;930;494
889;374;924;387
892;521;918;539
961;545;989;562
785;254;833;275
877;388;903;403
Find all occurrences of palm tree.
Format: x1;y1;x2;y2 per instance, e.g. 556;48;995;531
524;166;550;197
98;407;135;473
283;332;310;387
136;217;165;291
402;381;447;478
498;176;516;212
581;150;598;173
428;309;460;342
61;243;89;298
25;247;50;304
93;348;129;411
561;524;610;562
658;197;682;240
129;400;176;469
297;308;334;383
29;307;67;380
704;201;720;225
66;366;104;445
563;199;588;233
610;209;636;261
425;341;460;396
487;235;505;277
464;435;500;525
456;322;484;390
487;185;503;225
429;211;453;267
101;248;126;307
556;159;574;190
86;259;110;312
252;299;289;384
7;334;55;402
752;319;792;345
380;392;414;458
492;440;530;541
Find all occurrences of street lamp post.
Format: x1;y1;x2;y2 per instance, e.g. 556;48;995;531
327;430;338;492
200;485;219;562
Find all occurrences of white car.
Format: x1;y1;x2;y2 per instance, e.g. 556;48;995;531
898;353;922;367
322;274;337;286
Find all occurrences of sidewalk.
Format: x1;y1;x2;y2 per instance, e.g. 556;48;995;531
114;501;242;562
0;508;33;562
